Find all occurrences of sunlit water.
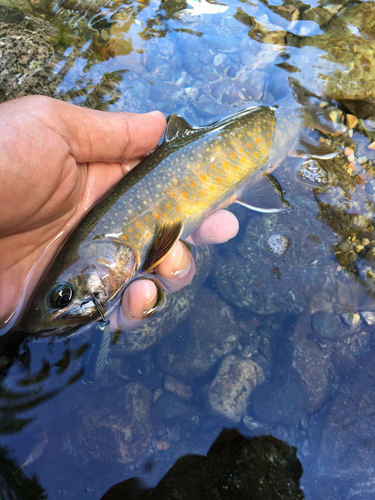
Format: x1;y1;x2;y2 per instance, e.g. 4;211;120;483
2;0;375;498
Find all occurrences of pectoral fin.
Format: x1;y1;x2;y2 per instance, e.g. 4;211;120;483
234;174;290;213
143;222;184;272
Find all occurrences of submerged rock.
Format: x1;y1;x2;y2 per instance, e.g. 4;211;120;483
208;354;265;422
157;288;239;380
312;352;375;499
292;314;332;413
249;373;307;427
63;383;153;466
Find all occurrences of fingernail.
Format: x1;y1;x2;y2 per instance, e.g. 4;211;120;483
142;280;165;318
146;110;165;118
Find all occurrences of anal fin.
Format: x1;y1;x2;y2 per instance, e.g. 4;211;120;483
234;173;290;213
143;222;184;272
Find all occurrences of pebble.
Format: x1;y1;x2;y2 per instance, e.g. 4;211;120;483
346;114;358;129
357;156;368;164
267;233;290;256
361;311;375;325
164;375;193;401
341;312;361;327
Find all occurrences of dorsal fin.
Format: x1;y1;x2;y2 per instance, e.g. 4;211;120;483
142;222;184;272
164;115;195;142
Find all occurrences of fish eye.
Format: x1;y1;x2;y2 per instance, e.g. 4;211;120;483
50;283;74;308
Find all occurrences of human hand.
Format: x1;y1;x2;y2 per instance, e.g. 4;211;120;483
0;96;238;334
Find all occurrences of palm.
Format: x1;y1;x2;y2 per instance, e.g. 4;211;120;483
0;96;166;328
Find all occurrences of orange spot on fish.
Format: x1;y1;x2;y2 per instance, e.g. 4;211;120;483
121;234;128;241
136;234;140;239
262;149;267;155
199;189;205;197
216;176;222;183
176;206;182;213
128;227;133;232
196;164;201;169
190;181;196;189
254;151;259;158
238;147;244;153
240;157;247;164
145;215;151;222
209;185;215;191
246;142;252;148
255;137;261;144
200;174;208;182
277;130;282;135
247;131;252;137
267;132;271;137
230;152;236;159
154;213;160;220
182;191;189;199
166;202;172;210
268;141;273;146
169;191;175;198
223;160;230;170
136;222;142;229
210;164;215;170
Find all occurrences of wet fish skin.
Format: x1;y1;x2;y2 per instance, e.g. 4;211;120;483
22;96;302;336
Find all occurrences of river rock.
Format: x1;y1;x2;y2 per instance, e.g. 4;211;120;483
157;288;239;381
208;354;265;422
63;382;153;466
292;314;332;413
249;373;307;427
311;311;347;341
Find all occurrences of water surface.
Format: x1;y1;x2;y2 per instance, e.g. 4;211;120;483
2;0;375;498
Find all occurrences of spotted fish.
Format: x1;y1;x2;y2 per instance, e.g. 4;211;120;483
22;96;305;336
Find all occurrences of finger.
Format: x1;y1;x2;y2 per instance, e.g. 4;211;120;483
155;241;195;293
108;279;158;331
16;95;167;164
187;209;239;245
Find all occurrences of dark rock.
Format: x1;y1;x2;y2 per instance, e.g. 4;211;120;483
100;429;305;500
250;375;308;427
311;311;346;341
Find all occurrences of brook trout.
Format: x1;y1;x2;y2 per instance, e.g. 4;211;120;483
22;96;303;336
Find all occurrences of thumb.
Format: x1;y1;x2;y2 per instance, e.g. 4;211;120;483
19;96;167;164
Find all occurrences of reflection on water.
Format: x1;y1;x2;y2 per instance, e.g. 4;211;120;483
2;0;375;498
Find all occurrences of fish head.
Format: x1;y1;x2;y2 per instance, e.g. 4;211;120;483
22;238;137;337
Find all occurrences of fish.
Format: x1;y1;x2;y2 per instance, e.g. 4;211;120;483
22;95;311;337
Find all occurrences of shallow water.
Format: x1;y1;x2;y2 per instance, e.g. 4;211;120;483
2;0;375;498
